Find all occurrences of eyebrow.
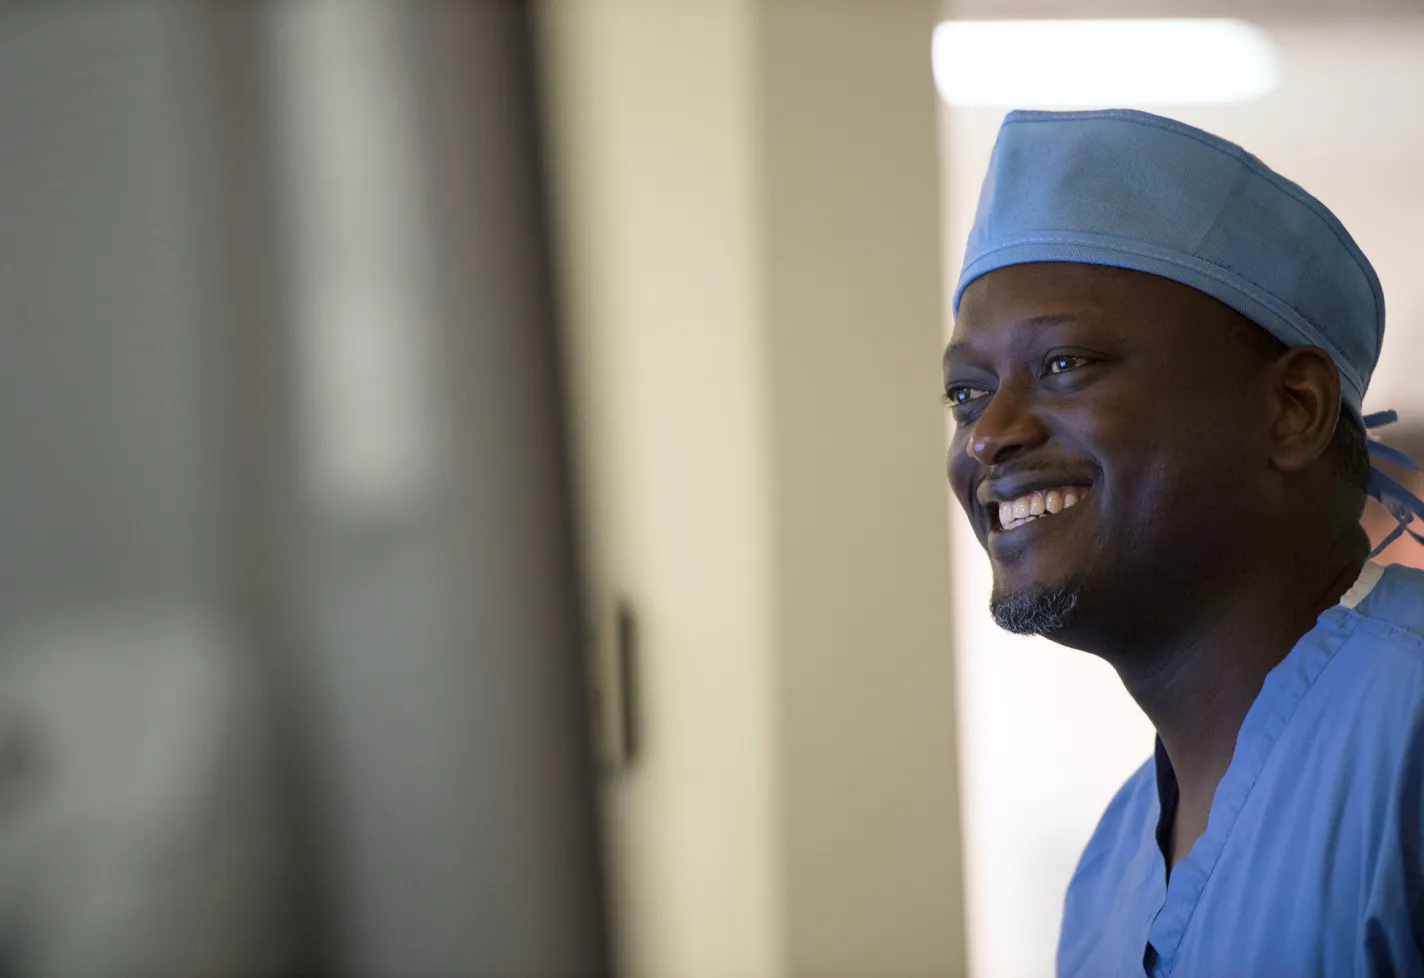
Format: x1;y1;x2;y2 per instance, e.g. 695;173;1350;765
942;313;1079;371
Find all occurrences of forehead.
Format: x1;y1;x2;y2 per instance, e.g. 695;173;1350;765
951;262;1239;354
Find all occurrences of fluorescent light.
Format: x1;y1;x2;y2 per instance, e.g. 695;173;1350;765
932;19;1280;107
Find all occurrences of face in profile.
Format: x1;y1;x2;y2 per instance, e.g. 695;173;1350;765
944;262;1280;645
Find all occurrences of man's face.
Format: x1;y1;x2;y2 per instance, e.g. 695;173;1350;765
945;263;1273;644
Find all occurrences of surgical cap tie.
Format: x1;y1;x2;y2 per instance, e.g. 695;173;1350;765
1364;411;1424;557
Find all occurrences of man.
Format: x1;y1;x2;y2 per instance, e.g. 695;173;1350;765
944;108;1424;977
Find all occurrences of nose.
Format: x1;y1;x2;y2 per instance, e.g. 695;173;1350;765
965;385;1049;466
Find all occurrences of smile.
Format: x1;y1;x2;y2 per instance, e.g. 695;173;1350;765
994;485;1089;532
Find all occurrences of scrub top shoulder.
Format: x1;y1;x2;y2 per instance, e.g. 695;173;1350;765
1059;562;1424;978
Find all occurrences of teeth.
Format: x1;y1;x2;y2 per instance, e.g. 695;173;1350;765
995;487;1085;530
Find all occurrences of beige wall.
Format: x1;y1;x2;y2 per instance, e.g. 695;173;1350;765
536;4;782;976
537;2;965;976
758;6;966;977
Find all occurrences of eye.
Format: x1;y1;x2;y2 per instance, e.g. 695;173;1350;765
944;385;989;407
1046;354;1090;375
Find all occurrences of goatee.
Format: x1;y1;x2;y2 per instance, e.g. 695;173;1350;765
990;581;1082;636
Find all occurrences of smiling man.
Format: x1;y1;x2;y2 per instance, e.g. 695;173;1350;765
944;109;1424;977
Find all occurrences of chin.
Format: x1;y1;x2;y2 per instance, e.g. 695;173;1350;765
989;568;1088;637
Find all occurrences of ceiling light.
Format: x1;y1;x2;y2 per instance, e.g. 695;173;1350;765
932;19;1280;107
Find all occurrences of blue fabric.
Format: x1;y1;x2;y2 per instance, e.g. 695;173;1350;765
1059;563;1424;978
953;109;1385;421
1364;413;1424;557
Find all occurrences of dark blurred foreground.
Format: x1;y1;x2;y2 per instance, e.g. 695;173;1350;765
0;3;607;976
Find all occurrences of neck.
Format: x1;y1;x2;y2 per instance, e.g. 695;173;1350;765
1104;526;1367;810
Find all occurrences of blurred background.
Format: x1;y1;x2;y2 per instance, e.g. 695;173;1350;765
0;2;1420;977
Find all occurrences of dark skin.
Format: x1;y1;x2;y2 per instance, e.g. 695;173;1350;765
944;262;1369;872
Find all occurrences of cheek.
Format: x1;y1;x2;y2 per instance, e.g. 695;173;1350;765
1056;393;1190;509
1096;407;1256;535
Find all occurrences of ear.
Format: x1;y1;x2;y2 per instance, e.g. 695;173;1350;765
1268;346;1341;475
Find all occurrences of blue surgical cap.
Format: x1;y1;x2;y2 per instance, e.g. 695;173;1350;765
953;108;1385;421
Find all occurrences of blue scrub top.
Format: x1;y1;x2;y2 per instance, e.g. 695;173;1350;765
1059;562;1424;978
